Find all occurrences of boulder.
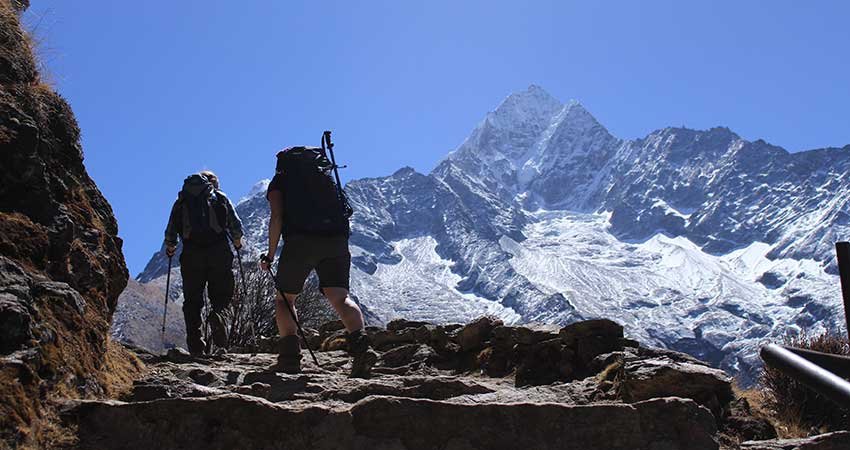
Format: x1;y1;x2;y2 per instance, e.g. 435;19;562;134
0;292;32;354
720;398;777;442
560;319;625;368
318;320;345;339
386;318;432;331
427;325;450;351
621;356;733;415
380;344;435;368
455;316;503;352
478;346;514;377
513;323;561;345
369;328;418;350
515;338;575;387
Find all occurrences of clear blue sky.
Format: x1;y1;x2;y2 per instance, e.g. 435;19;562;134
23;1;850;276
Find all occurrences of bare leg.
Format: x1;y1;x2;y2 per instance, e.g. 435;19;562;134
322;287;365;332
275;292;299;336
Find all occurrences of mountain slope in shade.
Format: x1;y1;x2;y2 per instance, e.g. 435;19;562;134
123;85;848;384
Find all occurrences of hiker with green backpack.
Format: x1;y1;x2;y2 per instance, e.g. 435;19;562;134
164;170;243;355
260;131;378;378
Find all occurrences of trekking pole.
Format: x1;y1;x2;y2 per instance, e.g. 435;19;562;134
262;255;320;366
161;255;173;352
322;131;349;214
322;131;344;191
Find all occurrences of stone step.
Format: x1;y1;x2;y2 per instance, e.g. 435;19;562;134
65;395;718;450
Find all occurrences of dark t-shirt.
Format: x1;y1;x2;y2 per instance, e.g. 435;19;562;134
266;173;286;230
266;173;284;201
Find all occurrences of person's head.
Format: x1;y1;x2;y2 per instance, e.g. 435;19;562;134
200;170;220;189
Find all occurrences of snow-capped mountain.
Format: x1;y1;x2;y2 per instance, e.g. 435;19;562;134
123;85;848;384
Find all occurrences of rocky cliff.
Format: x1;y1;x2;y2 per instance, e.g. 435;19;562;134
0;1;140;446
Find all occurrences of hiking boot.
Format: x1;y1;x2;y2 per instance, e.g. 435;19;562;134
270;335;302;374
186;333;207;356
208;312;229;350
347;329;378;379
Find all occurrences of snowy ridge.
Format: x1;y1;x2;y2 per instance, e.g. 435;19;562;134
127;85;848;384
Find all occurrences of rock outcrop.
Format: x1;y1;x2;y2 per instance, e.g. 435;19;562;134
0;1;139;445
64;318;782;449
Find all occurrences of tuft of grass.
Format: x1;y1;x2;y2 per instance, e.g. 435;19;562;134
99;339;146;398
759;331;850;437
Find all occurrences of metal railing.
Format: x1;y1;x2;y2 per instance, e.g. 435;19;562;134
759;241;850;410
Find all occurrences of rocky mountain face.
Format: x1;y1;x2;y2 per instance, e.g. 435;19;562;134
0;1;141;446
66;317;790;450
129;87;847;385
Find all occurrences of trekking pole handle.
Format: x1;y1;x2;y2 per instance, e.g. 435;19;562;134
323;130;333;149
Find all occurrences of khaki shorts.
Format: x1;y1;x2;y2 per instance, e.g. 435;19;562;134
275;234;350;294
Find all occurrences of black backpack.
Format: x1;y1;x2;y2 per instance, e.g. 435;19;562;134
179;174;226;244
275;146;352;236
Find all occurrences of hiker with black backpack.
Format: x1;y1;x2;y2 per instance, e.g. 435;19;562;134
164;170;243;355
260;131;378;378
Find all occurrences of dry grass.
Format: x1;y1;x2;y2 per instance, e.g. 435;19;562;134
11;341;145;449
733;383;808;439
20;4;58;88
758;331;850;437
15;408;78;450
99;339;146;397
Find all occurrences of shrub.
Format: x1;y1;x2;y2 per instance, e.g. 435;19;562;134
207;266;336;349
760;331;850;435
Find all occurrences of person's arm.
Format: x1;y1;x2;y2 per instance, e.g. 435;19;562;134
222;194;244;248
164;199;181;256
262;189;284;270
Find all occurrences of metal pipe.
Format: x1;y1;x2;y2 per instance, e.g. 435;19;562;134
837;242;850;339
782;345;850;378
761;344;850;409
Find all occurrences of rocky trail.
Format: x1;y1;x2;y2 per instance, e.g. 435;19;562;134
59;317;847;450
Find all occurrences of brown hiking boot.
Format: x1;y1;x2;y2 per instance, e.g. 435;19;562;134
270;335;302;374
347;329;378;378
207;312;228;350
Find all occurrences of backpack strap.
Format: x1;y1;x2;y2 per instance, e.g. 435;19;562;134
208;190;226;234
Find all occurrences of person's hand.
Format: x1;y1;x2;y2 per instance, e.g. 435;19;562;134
260;253;273;271
165;245;177;257
233;237;243;250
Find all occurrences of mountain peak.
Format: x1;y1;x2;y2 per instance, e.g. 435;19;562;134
488;85;563;129
392;166;419;177
238;178;271;205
